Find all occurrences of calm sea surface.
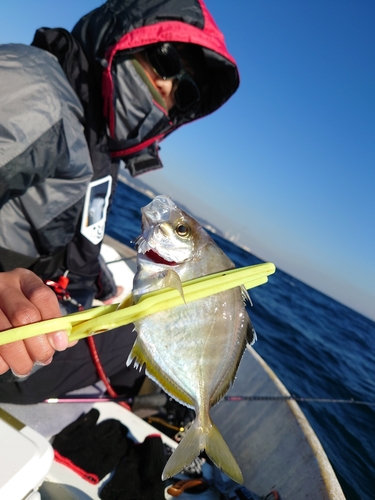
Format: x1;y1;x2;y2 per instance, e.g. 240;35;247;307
106;180;375;500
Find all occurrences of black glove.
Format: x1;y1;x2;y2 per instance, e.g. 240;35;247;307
99;434;167;500
53;408;131;484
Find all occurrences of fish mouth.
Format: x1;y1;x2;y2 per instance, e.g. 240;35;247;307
145;249;177;266
135;231;178;266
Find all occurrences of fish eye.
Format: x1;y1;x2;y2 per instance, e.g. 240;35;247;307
175;222;190;238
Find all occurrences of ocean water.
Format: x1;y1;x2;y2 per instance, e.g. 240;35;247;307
106;180;375;500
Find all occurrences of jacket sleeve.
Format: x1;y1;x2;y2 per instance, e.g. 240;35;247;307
0;44;93;208
0;121;68;207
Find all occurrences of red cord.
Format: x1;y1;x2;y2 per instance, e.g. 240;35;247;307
45;273;130;411
87;336;132;411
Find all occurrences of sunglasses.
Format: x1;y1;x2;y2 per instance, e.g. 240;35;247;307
145;43;201;112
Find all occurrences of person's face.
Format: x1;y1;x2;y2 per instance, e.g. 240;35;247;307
134;51;176;112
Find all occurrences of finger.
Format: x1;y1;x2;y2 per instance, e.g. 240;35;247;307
46;330;69;351
0;317;56;374
0;355;10;376
0;311;16;374
23;334;55;365
0;307;35;376
0;280;44;328
0;269;58;329
19;270;61;321
0;340;34;377
18;270;70;352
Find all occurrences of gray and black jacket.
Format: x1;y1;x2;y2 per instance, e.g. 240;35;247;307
0;0;239;295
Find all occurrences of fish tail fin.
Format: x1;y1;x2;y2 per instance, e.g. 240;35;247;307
162;419;203;481
205;421;244;484
162;416;243;484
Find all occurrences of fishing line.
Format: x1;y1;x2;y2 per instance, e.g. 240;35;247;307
106;256;136;265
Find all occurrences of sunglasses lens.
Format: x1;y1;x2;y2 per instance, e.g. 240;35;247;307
146;43;201;112
147;43;181;79
174;77;201;112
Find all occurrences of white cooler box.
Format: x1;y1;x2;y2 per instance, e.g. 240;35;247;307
0;409;54;500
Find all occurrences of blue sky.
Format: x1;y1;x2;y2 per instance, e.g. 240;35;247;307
1;1;374;321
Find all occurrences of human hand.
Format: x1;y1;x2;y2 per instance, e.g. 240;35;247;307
0;268;76;377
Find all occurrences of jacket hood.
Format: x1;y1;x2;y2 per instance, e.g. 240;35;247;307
72;0;239;123
70;0;240;175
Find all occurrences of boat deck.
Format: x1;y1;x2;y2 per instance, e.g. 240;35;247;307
0;236;345;499
212;347;344;498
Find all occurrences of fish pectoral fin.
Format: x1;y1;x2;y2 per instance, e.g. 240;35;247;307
135;269;185;303
162;417;243;485
158;269;186;304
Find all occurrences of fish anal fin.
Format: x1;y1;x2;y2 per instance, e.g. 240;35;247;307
126;338;146;370
145;361;193;408
162;417;243;485
127;337;193;408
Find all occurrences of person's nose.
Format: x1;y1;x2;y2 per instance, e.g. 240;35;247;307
154;77;175;110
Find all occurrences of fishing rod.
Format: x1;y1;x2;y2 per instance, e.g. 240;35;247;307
44;393;375;407
45;392;167;408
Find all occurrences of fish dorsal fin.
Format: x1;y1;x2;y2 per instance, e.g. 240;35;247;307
241;285;252;306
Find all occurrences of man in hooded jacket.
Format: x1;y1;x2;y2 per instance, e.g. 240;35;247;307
0;0;239;403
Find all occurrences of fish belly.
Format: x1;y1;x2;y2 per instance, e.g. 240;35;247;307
131;289;246;407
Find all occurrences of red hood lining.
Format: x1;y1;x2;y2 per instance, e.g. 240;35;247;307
104;20;236;67
110;133;167;158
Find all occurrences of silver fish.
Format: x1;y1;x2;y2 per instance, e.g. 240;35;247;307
124;195;256;483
